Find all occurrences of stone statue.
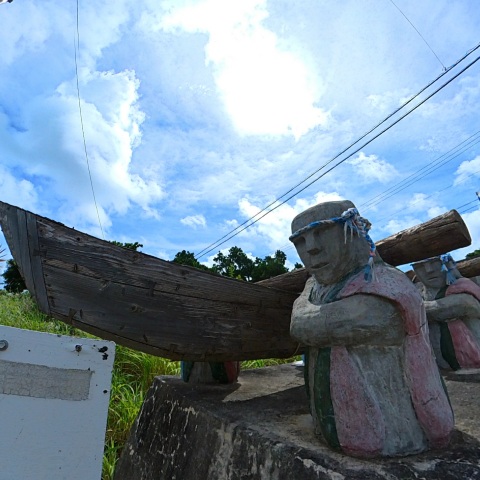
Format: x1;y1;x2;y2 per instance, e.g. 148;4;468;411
412;254;480;370
181;361;240;384
289;200;454;458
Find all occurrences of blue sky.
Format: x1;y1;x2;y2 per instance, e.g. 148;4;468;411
1;0;479;276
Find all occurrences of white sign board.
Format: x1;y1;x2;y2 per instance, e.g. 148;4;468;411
0;325;115;480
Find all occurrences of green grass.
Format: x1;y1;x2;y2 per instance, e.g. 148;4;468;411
0;291;298;479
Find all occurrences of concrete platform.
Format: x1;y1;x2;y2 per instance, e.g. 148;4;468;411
114;364;480;480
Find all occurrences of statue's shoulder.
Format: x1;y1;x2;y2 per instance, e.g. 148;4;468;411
446;277;480;301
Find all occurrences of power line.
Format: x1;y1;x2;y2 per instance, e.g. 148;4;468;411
278;167;480;257
196;49;480;259
388;0;445;70
456;198;479;212
372;168;480;225
74;0;105;239
360;131;480;212
195;43;480;258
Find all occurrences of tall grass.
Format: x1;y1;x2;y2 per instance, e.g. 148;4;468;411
0;291;298;479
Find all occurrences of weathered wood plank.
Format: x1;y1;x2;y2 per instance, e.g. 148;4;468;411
25;211;50;313
44;264;301;361
0;204;50;313
375;209;471;267
456;257;480;279
38;218;295;307
257;268;310;293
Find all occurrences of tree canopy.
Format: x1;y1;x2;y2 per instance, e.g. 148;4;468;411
172;246;291;282
109;241;143;251
466;249;480;260
172;250;211;271
2;259;27;293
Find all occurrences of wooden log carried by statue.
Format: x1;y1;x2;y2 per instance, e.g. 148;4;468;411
289;200;454;458
456;256;480;279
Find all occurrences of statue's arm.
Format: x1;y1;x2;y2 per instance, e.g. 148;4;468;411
290;282;403;347
424;293;480;323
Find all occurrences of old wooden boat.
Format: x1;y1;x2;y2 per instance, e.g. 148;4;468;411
0;201;300;361
0;201;475;361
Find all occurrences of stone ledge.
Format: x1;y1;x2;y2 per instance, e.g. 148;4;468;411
114;364;480;480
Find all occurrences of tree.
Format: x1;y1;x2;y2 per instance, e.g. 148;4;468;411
466;249;480;260
250;250;289;282
211;247;291;282
2;259;27;293
212;247;255;280
172;246;293;282
110;240;143;251
172;250;211;271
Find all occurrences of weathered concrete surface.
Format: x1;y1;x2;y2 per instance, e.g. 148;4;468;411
114;364;480;480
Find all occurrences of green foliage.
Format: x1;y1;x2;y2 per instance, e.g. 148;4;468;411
251;250;289;282
466;249;480;260
211;246;289;282
2;259;27;293
109;241;143;251
172;247;290;281
212;246;254;280
172;250;211;271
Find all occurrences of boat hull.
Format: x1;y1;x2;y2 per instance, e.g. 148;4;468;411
0;202;302;361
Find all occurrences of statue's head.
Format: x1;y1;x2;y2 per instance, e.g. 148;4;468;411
290;200;375;285
412;253;461;289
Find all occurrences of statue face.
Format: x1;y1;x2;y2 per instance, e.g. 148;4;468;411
412;258;445;289
292;223;363;285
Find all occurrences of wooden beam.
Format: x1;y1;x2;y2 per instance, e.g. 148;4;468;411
375;209;471;267
258;210;471;293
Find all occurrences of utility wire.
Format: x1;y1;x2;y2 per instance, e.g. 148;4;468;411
277;168;480;256
196;42;480;258
278;191;480;259
372;168;480;225
388;0;446;70
360;131;480;212
196;50;480;259
74;0;105;239
456;198;480;212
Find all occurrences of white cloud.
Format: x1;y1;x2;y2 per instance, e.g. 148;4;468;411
160;0;328;139
180;214;206;228
407;193;441;213
383;216;423;236
3;67;163;232
367;88;411;113
453;207;480;260
348;152;399;183
454;155;480;186
0;2;53;66
0;165;39;211
237;191;344;250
